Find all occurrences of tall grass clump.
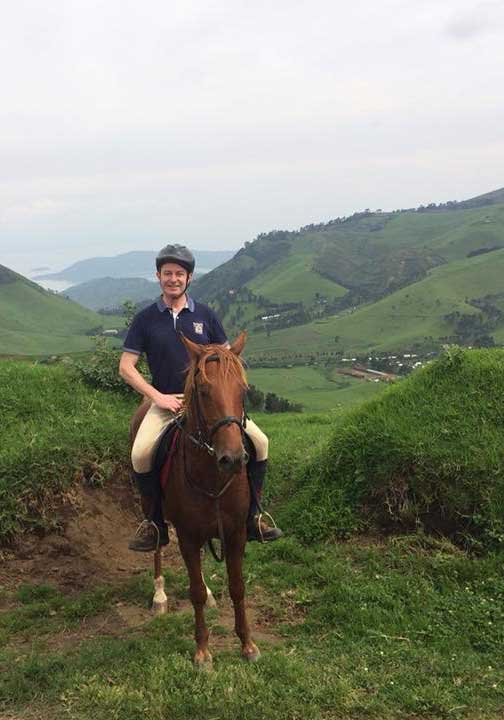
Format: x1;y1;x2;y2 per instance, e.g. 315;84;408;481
285;347;504;550
0;360;136;544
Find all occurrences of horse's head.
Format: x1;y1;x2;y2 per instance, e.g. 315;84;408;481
182;332;248;475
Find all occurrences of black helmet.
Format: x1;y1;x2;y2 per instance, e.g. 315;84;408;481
156;244;195;274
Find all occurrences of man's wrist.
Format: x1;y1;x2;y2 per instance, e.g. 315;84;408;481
146;388;162;404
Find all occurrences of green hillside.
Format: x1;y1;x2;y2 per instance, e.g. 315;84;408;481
194;200;504;310
245;248;504;359
247;251;346;306
0;265;122;355
62;276;159;311
192;191;504;352
286;347;504;550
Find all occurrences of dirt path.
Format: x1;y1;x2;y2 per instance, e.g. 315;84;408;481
0;475;183;592
0;475;283;651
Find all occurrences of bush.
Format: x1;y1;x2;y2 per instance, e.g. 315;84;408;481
73;336;133;394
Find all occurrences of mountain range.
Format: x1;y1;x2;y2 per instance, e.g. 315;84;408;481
34;249;235;284
62;277;160;311
2;186;504;359
190;187;504;360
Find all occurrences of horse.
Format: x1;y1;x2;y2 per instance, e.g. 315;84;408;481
130;332;260;669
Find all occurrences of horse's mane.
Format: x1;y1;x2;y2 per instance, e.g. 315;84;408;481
183;345;247;420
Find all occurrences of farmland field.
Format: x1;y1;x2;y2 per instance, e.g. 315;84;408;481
247;366;386;412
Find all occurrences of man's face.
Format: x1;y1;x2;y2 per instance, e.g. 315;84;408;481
157;262;192;299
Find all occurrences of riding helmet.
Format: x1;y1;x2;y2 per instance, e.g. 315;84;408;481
156;244;195;274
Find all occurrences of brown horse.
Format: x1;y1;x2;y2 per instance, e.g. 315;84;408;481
130;332;259;669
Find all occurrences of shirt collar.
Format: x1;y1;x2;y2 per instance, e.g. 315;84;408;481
156;294;195;313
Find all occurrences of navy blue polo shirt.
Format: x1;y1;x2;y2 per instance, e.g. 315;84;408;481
123;295;228;394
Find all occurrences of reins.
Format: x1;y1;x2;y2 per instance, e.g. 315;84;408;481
175;352;247;562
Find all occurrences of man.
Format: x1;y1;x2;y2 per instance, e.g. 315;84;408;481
119;243;283;551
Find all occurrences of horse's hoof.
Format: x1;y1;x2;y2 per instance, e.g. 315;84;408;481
242;645;261;663
194;651;213;671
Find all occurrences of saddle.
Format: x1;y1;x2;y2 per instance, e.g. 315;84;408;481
153;417;255;492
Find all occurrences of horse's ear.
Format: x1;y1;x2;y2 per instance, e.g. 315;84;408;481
229;331;247;356
180;333;204;358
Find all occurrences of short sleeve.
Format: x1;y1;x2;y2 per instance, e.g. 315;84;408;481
208;309;228;345
123;312;146;355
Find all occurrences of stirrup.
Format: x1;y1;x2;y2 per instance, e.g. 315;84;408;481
129;519;163;552
248;511;283;543
257;511;277;543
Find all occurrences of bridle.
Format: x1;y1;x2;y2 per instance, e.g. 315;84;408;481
175;353;246;457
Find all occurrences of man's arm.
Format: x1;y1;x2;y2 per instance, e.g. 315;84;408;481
119;351;184;413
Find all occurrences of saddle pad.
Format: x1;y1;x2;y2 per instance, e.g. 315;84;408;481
159;427;180;492
153;416;185;471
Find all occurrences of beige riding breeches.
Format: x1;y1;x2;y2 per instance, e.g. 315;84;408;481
131;403;269;473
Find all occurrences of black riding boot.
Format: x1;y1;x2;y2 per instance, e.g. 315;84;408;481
246;460;283;542
128;470;169;552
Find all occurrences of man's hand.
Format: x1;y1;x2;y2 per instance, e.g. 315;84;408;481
154;393;185;413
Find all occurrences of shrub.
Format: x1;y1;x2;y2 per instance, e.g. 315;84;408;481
73;301;150;394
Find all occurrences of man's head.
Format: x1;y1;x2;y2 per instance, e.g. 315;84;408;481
156;244;195;301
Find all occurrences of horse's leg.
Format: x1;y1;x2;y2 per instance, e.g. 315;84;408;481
178;534;213;669
202;571;217;608
152;549;168;615
198;547;217;608
225;532;260;662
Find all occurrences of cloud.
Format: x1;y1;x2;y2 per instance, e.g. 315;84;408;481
1;0;504;274
445;1;504;40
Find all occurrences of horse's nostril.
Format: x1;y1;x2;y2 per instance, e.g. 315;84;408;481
218;455;232;466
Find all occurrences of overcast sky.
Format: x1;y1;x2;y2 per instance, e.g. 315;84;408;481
1;0;504;274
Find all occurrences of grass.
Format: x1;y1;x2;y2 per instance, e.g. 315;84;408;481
0;574;156;649
0;360;136;542
2;355;504;716
245;248;504;358
0;271;124;355
284;348;504;549
247;251;346;306
1;538;504;719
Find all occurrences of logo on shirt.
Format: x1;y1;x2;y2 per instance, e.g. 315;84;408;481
193;322;204;335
